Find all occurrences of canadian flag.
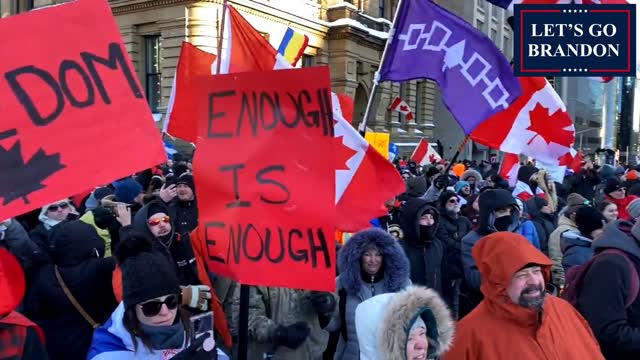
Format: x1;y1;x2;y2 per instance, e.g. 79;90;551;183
165;4;404;232
499;153;520;187
388;97;414;122
589;76;614;83
471;76;575;166
411;138;442;165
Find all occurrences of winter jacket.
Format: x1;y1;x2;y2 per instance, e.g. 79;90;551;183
399;199;445;293
437;193;472;281
605;195;639;221
0;219;46;277
355;286;454;359
524;197;556;255
517;219;540;250
567;169;601;202
577;220;640;359
0;311;48;360
327;228;410;360
231;286;334;360
23;221;117;360
87;302;192;360
171;199;198;237
79;211;113;257
28;224;51;260
627;179;640;197
444;232;604;360
548;215;577;287
560;231;594;272
461;169;483;195
462;190;520;291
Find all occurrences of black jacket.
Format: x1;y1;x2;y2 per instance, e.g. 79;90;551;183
173;198;199;237
567;169;601;202
23;221;117;360
525;198;557;255
398;199;444;293
577;220;640;360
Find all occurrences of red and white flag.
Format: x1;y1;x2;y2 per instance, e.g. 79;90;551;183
499;153;520;187
471;76;575;166
388;97;414;122
589;76;614;83
167;4;404;232
411;138;441;165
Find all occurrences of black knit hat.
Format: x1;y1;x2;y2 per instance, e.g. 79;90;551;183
575;206;606;238
176;173;195;191
604;178;624;195
115;229;180;308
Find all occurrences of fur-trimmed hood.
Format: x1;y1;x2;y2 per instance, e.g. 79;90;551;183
461;169;483;184
355;286;455;359
338;228;410;295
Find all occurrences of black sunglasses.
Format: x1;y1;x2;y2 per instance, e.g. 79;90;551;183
48;203;69;212
139;294;180;317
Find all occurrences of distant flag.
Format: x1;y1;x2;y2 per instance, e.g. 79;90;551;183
500;153;520;187
411;138;442;165
277;27;309;66
388;97;414;122
389;143;399;162
378;0;521;134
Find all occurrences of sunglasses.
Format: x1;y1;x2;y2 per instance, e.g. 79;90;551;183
148;216;171;226
448;198;459;204
47;203;69;212
139;294;180;317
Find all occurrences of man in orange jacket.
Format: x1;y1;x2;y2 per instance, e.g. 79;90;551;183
444;232;604;360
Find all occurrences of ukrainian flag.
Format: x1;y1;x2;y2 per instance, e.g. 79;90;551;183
277;27;309;66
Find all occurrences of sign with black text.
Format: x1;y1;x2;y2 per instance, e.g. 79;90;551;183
514;4;636;77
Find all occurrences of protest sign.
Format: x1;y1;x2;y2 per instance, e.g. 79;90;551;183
0;0;166;220
365;132;390;158
193;66;336;292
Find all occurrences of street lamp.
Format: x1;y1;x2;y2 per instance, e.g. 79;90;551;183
576;128;600;151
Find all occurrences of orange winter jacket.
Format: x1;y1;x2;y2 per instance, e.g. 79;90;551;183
443;232;604;360
112;228;232;348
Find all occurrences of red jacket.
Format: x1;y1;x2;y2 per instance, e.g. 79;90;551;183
606;195;638;221
0;311;45;359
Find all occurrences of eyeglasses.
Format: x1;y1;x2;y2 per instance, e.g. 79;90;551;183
448;198;459;204
139;294;180;317
148;216;171;226
47;203;69;212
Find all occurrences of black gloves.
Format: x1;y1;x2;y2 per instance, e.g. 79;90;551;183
172;335;218;360
275;322;310;349
310;291;336;314
433;174;450;190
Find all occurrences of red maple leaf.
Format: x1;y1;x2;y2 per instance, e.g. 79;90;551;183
399;105;409;112
334;136;358;171
526;103;574;147
429;153;438;164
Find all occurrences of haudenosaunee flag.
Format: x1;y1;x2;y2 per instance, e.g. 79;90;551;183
173;4;404;232
378;0;521;134
471;77;576;165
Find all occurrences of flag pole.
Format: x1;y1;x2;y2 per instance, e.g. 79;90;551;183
358;0;405;137
216;0;229;75
444;136;470;174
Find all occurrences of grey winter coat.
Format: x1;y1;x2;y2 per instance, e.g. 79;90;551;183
355;286;455;359
548;215;577;287
560;231;594;272
327;228;410;360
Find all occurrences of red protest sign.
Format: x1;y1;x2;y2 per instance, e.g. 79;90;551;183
194;67;336;292
0;0;166;220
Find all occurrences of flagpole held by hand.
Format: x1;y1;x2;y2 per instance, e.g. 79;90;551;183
358;0;405;137
444;136;470;174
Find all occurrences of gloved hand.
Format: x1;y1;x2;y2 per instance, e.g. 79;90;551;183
275;322;310;349
171;334;218;360
310;291;336;314
182;285;212;311
433;174;450;190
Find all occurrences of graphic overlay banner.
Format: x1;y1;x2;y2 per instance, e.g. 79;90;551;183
194;67;336;292
514;4;636;77
0;0;166;221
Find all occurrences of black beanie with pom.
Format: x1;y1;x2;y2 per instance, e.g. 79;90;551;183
115;229;181;308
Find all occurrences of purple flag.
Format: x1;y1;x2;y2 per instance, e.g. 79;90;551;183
379;0;521;134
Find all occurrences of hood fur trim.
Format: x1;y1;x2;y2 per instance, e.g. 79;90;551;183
461;169;483;184
338;228;410;295
380;286;455;359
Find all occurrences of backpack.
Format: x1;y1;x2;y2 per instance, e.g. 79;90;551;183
563;249;640;308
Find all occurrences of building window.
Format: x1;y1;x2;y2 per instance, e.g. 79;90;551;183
491;3;498;17
504;35;512;59
416;81;423;123
301;54;314;68
475;19;484;31
144;36;162;113
379;0;385;18
490;28;497;43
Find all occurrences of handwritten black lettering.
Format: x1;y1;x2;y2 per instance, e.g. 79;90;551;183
0;129;18;141
259;92;281;131
220;163;251;208
256;165;289;205
308;228;331;268
80;42;143;104
209;90;235;138
5;65;65;126
204;222;227;264
58;60;95;108
242;224;265;261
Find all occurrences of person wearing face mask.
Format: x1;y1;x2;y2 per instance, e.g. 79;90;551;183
29;199;78;259
436;191;472;317
88;232;228;359
460;189;520;313
399;199;445;293
443;232;604;360
327;228;410;360
525;197;557;255
23;221;118;360
355;286;454;360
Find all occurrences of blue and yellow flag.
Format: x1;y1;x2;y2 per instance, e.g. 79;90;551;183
277;27;309;66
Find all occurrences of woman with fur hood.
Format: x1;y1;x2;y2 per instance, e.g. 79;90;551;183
461;168;483;196
355;286;455;360
326;228;410;360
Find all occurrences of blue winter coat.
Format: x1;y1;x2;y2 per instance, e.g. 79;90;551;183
518;220;541;250
561;231;594;272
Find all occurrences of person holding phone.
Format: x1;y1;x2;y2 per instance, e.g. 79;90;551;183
88;231;227;359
